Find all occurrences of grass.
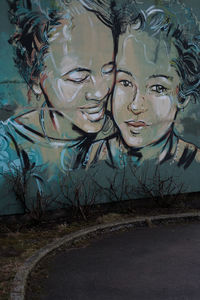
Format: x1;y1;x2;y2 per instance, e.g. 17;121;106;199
0;221;86;299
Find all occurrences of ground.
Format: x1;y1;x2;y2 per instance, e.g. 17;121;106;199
0;197;199;300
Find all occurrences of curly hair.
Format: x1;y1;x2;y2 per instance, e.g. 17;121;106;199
113;0;200;103
8;0;114;92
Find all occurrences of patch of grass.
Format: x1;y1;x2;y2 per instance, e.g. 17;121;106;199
96;212;129;224
0;221;87;300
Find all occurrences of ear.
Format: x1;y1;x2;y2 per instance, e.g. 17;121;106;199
177;96;190;110
32;83;42;95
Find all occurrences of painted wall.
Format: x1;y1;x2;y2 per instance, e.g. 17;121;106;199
0;0;200;215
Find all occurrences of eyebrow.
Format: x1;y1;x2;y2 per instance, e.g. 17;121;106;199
148;74;173;81
62;67;91;77
117;69;133;77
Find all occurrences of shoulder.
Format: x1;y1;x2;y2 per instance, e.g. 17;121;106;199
0;120;18;152
0;118;32;153
0;118;45;172
175;139;200;169
0;120;21;173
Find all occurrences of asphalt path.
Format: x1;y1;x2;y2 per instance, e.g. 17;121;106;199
30;222;200;300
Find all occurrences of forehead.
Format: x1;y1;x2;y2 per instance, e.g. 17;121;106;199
117;30;179;78
48;11;113;73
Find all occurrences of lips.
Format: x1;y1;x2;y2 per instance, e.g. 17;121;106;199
79;104;105;122
125;120;149;128
124;120;150;134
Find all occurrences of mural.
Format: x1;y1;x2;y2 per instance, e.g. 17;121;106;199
0;0;200;215
91;1;200;168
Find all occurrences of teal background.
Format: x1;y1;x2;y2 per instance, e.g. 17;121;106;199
0;0;199;215
1;0;200;145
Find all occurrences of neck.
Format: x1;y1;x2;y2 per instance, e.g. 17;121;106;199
121;129;177;164
41;105;84;141
14;106;85;142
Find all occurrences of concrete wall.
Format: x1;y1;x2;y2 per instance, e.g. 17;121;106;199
0;0;200;215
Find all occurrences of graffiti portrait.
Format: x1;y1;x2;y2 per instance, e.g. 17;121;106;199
89;0;200;173
0;0;200;215
0;0;117;213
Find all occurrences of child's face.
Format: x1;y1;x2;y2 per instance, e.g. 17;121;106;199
113;30;181;148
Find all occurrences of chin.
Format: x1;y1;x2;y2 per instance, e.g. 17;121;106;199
81;120;104;134
121;132;143;149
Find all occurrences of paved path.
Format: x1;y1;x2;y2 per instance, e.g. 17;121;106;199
29;222;200;300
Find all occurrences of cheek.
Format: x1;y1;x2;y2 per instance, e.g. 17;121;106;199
58;80;83;105
149;96;177;120
46;77;83;107
105;73;115;91
113;86;130;116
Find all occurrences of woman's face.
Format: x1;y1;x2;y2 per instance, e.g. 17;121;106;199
113;30;181;148
41;9;114;134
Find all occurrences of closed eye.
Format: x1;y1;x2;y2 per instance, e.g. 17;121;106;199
101;62;115;75
61;69;90;84
65;75;90;83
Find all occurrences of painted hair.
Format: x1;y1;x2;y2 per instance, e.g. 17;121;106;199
8;0;114;92
112;0;200;103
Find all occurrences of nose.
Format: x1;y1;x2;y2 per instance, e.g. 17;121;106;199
128;86;145;115
85;75;110;102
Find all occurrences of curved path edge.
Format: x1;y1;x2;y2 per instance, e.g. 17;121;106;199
10;211;200;300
